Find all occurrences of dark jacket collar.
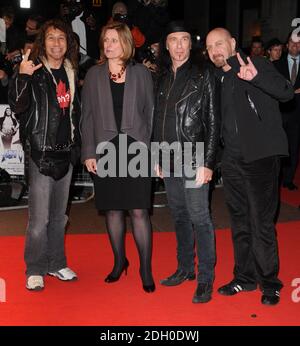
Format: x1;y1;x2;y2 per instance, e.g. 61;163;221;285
169;59;192;75
227;49;248;73
214;49;247;79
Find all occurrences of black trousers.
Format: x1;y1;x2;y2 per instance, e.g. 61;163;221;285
221;154;283;291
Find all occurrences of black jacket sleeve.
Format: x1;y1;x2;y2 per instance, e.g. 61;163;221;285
203;67;221;170
8;70;32;115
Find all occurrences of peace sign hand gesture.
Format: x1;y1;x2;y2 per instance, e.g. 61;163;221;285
236;52;258;81
19;49;43;76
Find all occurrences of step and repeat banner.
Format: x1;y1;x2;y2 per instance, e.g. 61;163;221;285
0;104;24;175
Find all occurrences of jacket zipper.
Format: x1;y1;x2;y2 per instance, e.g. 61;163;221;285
175;89;198;143
175;83;200;165
43;93;49;151
245;90;262;121
162;72;176;142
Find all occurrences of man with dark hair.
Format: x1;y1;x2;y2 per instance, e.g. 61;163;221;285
206;27;294;306
25;15;44;38
153;21;220;303
8;19;81;291
266;38;283;62
250;37;265;57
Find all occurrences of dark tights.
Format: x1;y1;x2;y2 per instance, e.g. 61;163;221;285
105;209;154;285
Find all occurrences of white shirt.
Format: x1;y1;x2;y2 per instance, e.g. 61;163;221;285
0;18;6;43
71;12;87;55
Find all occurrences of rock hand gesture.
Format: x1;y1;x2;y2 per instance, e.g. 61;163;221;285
236;52;258;81
19;49;43;75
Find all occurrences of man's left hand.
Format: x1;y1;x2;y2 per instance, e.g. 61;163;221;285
236;52;258;81
195;167;213;187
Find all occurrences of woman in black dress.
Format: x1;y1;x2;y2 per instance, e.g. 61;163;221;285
81;21;155;292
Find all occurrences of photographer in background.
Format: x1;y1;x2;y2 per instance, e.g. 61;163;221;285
109;2;145;49
60;0;100;59
129;0;169;47
0;50;13;104
139;40;159;75
1;6;23;61
24;15;44;40
2;14;44;68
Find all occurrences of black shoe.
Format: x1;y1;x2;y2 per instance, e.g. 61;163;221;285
283;182;298;190
218;280;257;296
261;289;280;306
160;269;195;286
104;258;129;283
192;283;213;303
143;282;156;293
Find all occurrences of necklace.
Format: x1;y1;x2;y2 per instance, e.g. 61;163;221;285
109;66;125;81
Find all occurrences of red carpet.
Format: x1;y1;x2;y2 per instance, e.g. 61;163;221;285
280;165;300;207
280;187;300;207
0;224;300;326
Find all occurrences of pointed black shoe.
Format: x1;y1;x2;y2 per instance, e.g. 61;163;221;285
160;269;196;286
143;282;156;293
261;290;280;306
192;283;213;303
104;258;129;283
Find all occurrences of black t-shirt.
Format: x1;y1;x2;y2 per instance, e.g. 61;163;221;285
154;60;191;144
51;65;72;145
110;79;124;133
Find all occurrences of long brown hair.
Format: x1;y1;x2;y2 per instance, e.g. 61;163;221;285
99;21;135;66
31;19;78;69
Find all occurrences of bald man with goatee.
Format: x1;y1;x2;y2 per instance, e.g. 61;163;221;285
206;28;294;306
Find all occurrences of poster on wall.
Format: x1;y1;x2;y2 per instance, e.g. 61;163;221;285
0;104;24;175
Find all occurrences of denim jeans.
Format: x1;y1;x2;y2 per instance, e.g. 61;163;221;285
24;157;73;276
163;174;216;284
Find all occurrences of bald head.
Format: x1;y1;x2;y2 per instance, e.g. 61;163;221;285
206;27;236;69
112;2;128;16
208;28;232;40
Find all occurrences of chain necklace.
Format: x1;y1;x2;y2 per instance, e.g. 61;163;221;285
109;65;125;81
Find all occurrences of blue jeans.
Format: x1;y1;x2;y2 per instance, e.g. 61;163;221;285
24;157;73;276
163;175;216;284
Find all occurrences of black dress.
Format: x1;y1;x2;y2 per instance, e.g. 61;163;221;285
93;79;152;210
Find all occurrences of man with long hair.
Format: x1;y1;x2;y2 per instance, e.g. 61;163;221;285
9;19;81;291
153;21;220;303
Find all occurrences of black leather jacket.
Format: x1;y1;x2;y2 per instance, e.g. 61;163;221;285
8;58;81;153
154;62;220;170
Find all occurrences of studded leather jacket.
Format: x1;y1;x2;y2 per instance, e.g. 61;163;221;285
153;61;220;170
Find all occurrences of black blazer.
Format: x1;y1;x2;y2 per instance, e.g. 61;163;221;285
274;54;300;87
273;54;300;119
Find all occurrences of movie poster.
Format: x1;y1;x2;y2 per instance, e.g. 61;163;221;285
0;104;24;175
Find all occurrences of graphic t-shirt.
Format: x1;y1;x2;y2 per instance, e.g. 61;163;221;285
51;65;72;145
